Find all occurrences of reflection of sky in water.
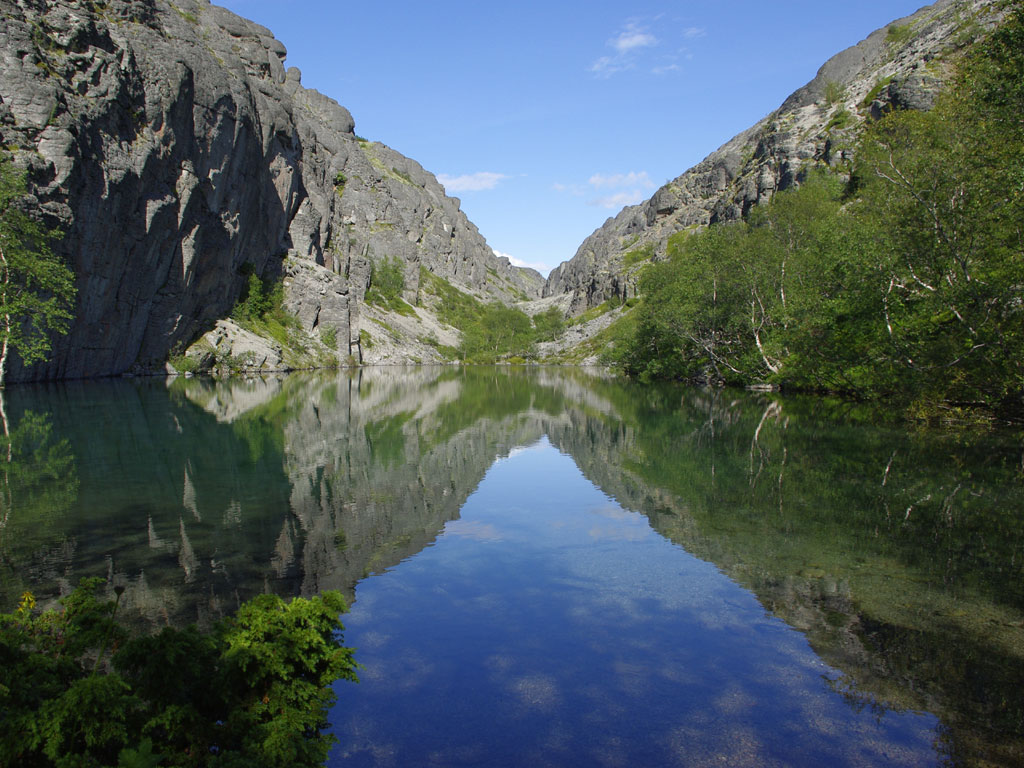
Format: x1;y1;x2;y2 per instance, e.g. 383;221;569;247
329;437;939;767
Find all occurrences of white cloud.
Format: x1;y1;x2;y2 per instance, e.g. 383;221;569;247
612;23;657;53
493;249;552;276
588;191;647;209
591;18;708;78
590;21;658;78
653;63;681;75
437;171;508;192
588;171;655;190
589;56;627;78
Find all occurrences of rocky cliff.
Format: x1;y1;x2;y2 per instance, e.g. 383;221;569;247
0;0;543;382
543;0;1001;315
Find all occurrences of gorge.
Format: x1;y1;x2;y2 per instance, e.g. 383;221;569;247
1;0;1012;386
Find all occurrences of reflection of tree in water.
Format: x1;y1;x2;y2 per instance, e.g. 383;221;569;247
2;369;1022;764
0;369;574;631
0;402;79;594
547;384;1024;767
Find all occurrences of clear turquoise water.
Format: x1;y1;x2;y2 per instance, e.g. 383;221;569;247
2;367;1022;766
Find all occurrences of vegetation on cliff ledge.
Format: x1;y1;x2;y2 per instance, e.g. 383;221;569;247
613;5;1024;420
418;269;564;363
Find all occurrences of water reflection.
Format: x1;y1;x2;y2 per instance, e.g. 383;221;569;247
0;367;1021;765
332;439;940;766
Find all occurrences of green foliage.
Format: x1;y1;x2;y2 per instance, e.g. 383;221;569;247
549;308;637;366
825;106;853;131
615;8;1024;419
369;257;404;300
366;257;415;314
824;80;847;106
861;75;895;108
886;23;915;47
0;580;357;768
173;5;198;24
622;243;655;267
569;296;624;327
459;303;535;362
234;271;275;324
168;352;199;374
532;307;566;342
418;269;538;362
0;156;76;384
391;167;415;186
227;268;339;369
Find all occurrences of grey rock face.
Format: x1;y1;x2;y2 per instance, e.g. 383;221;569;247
0;0;543;382
544;0;1000;315
180;319;284;373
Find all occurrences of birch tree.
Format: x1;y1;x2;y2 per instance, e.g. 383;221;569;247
0;157;75;388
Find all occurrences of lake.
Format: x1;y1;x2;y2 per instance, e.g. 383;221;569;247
1;366;1022;766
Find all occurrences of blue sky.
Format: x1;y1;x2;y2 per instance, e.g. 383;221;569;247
217;1;932;276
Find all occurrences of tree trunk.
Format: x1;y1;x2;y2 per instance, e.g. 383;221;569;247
0;241;8;389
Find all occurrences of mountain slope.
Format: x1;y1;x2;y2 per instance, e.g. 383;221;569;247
543;0;1002;315
0;0;543;382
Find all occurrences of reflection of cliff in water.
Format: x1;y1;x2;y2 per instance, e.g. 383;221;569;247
232;367;563;601
3;367;1022;765
544;382;1024;768
1;377;295;626
0;368;576;629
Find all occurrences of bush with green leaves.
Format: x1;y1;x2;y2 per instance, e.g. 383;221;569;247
0;579;358;768
532;307;565;342
616;5;1024;419
419;269;538;362
365;258;407;309
0;156;76;387
229;270;311;360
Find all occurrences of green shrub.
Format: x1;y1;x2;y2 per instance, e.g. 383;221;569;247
366;257;408;312
233;271;275;324
826;107;854;131
622;243;655;267
613;3;1024;419
532;307;565;341
860;75;895;108
391;167;415;186
168;353;198;373
886;23;914;47
0;580;358;768
418;269;536;362
570;296;623;326
824;80;847;106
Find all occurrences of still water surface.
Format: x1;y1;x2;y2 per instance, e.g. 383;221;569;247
1;367;1022;766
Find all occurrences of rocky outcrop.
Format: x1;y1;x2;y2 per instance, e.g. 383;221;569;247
0;0;543;382
544;0;1001;315
175;319;286;374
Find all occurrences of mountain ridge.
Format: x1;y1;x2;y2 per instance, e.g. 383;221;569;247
542;0;1002;316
